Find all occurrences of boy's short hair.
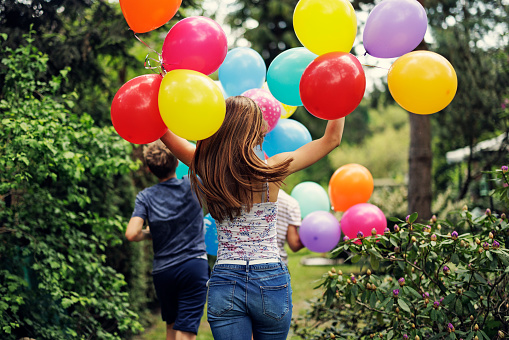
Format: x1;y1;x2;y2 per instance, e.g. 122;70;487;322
143;140;178;179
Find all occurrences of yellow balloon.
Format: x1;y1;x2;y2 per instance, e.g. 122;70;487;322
158;70;226;140
388;51;457;115
293;0;357;55
281;103;297;119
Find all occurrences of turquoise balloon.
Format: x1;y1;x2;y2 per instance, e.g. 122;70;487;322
291;181;330;219
218;47;266;97
175;161;189;179
267;47;317;106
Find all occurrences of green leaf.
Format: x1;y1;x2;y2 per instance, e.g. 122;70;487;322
370;253;380;270
387;330;394;340
442;293;456;305
404;286;422;299
431;308;437;321
408;212;418;224
398;298;411;313
455;298;463;315
351;254;362;263
451;253;460;265
370;291;377;308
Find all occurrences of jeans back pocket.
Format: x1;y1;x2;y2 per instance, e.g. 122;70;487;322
261;283;290;320
207;281;236;316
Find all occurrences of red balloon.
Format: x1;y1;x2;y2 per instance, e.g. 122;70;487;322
111;74;168;144
300;52;366;120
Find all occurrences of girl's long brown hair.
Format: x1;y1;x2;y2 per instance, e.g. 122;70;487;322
189;96;292;221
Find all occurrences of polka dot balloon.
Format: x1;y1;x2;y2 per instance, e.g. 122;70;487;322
242;88;282;132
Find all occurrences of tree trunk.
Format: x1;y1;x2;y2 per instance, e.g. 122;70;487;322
407;0;432;221
408;113;432;220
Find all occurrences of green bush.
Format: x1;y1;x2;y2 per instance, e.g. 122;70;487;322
293;167;509;340
0;31;143;339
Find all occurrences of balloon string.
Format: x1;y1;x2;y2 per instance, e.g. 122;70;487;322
362;64;389;71
133;32;159;55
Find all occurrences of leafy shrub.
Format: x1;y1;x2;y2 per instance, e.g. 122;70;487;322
293;167;509;340
0;31;143;339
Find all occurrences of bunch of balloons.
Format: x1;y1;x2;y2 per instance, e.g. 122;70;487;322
112;4;229;143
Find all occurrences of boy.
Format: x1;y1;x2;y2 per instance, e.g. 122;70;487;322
126;140;208;340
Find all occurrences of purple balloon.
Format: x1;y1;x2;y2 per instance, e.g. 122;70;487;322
299;211;341;253
363;0;427;58
341;203;387;240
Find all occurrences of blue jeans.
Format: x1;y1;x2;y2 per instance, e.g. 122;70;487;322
206;261;292;340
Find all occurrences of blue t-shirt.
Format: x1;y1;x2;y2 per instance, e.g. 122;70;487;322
131;176;206;274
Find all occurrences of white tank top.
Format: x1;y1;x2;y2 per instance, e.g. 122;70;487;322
215;200;280;260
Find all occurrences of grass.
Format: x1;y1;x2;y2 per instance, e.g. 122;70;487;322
136;247;360;340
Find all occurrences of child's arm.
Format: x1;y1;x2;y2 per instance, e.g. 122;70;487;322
160;130;196;167
269;117;345;174
125;217;151;242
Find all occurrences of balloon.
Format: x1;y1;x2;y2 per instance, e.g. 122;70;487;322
262;119;312;157
300;52;366;120
119;0;181;34
262;82;298;119
388;51;457;115
158;70;226;140
242;89;281;132
341;203;387;240
203;214;219;256
162;16;228;75
175;161;189;179
299;211;341;253
214;80;228;98
363;0;427;58
291;182;330;219
111;74;168;144
267;47;317;106
218;47;266;97
293;0;357;55
329;164;374;212
281;103;298;119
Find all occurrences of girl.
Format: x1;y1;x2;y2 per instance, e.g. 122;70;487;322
161;96;345;339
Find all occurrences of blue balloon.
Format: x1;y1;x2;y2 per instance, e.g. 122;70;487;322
218;47;266;97
267;47;317;106
262;119;312;157
203;214;218;256
291;181;331;219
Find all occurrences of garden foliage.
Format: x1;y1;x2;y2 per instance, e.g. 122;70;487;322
293;168;509;340
0;32;143;339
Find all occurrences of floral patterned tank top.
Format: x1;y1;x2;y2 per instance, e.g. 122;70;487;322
215;184;280;260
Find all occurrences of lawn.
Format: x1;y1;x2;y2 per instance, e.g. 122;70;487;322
136;247;360;340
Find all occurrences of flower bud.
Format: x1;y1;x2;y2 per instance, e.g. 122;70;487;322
394;246;401;253
437;224;442;230
489;232;494;239
483;242;490;250
394;224;400;232
331;267;336;273
470;315;474;321
398;277;405;286
411;236;417;243
338;269;343;275
395;307;400;313
476;238;481;245
393;289;400;298
493;240;500;249
498;330;505;338
486;208;491;216
451;231;459;240
474;324;479;331
462;205;468;211
502;165;508;173
343;236;350;242
384;227;390;234
357;231;364;239
431;234;437;241
366;269;372;276
371;228;377;236
415;335;419;340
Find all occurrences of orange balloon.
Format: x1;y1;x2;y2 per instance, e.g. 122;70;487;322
328;164;374;212
119;0;182;34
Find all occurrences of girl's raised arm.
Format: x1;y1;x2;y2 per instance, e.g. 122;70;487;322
160;130;196;167
268;117;345;174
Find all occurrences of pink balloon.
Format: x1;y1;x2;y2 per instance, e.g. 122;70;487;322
341;203;387;240
162;16;228;75
242;89;281;132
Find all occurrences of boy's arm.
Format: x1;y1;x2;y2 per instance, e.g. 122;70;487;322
286;224;304;252
125;217;151;242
